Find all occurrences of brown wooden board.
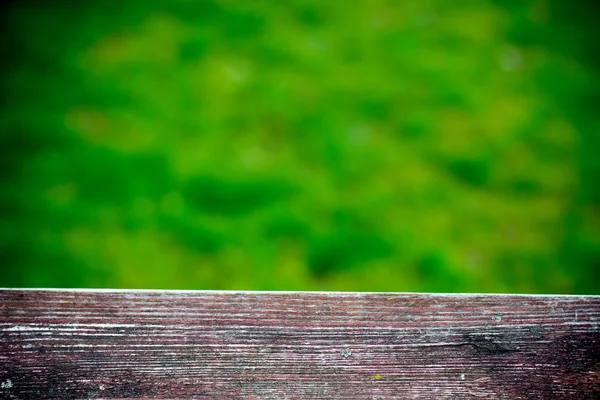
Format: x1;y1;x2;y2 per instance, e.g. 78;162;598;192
0;289;599;399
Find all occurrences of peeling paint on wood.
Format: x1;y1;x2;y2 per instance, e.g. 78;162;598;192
1;289;599;399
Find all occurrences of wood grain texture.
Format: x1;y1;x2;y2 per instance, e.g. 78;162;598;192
1;289;599;399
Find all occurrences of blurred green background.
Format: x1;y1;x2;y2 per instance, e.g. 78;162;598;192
1;0;598;293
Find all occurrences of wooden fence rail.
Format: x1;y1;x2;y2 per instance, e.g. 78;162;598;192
1;289;599;399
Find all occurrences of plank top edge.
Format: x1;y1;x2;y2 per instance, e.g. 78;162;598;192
2;287;598;298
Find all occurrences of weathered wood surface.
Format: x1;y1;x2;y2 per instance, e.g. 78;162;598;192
0;290;599;399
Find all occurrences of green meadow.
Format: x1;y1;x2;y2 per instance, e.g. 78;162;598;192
1;0;598;293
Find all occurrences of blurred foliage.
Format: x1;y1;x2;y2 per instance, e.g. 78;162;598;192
0;0;598;293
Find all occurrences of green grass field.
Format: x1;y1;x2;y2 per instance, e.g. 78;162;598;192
1;0;599;293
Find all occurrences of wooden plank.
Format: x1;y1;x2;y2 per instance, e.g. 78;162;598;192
0;289;599;399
